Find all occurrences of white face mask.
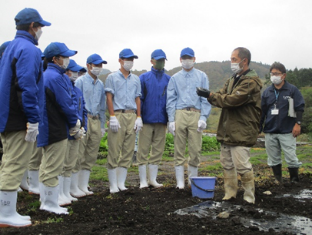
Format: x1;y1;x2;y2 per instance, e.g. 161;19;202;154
231;59;244;74
270;75;283;85
122;61;133;71
34;27;42;41
69;71;79;81
61;57;70;69
91;67;102;76
181;59;194;70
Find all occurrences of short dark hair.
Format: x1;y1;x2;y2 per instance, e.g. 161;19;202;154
16;22;42;31
234;47;251;65
270;62;286;74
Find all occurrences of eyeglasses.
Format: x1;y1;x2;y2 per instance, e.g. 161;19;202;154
270;72;283;76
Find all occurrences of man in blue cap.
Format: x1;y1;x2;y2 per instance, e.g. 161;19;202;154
136;49;170;188
0;8;50;227
38;42;80;214
105;48;142;193
167;47;211;189
63;60;89;199
75;54;106;195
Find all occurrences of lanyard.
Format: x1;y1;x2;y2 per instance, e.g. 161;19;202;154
274;89;279;102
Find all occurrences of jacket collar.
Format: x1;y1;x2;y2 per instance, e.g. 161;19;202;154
47;63;66;74
151;66;164;74
15;30;38;46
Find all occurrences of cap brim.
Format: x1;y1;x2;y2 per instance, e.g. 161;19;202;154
80;68;87;72
68;64;84;72
39;20;51;26
123;55;138;59
153;56;167;60
181;53;194;57
93;59;107;65
60;50;77;57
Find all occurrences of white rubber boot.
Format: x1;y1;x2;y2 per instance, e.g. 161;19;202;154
0;191;32;227
39;183;68;215
28;170;40;195
78;170;93;195
222;168;238;200
107;168;120;193
63;177;78;202
241;169;255;204
20;170;29;191
117;167;128;191
188;165;198;186
175;165;185;189
148;164;163;188
138;165;148;189
70;172;86;198
58;176;71;206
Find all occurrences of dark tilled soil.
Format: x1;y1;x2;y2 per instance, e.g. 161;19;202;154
3;164;312;235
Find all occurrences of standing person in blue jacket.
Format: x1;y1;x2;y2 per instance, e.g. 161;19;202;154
0;8;50;227
260;62;305;183
105;48;142;193
38;42;81;215
63;59;88;200
137;49;170;188
75;54;106;195
166;47;211;189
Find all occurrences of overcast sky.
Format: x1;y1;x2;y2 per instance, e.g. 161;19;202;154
1;0;311;72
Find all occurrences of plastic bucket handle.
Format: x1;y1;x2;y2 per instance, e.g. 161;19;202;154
190;179;214;192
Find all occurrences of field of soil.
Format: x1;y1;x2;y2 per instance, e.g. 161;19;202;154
2;153;312;235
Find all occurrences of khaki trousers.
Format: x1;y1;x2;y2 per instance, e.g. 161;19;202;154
137;123;166;165
0;131;33;191
39;139;67;187
73;141;82;173
220;143;252;175
79;118;102;171
28;142;43;171
63;139;79;177
174;110;202;167
107;113;136;169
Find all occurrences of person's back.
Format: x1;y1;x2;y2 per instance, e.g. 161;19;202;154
0;30;42;132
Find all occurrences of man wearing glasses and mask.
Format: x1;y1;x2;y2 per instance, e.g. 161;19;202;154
260;62;304;184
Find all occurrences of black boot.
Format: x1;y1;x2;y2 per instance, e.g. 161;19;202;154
271;164;282;183
288;167;299;182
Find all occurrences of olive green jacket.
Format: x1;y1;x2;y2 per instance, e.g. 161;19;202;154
208;70;263;147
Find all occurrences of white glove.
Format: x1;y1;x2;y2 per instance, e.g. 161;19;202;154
74;128;84;140
109;116;120;133
69;119;81;136
81;127;86;137
134;117;143;133
197;120;207;132
25;122;39;142
101;128;105;137
169;122;175;136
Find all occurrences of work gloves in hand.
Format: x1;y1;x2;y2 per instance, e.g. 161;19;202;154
134;117;143;133
169;122;175;136
109;116;121;133
196;87;210;98
25;122;39;142
69;119;81;136
197;120;207;132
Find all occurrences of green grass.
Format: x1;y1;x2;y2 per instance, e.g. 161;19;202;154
43;217;64;224
90;165;108;181
96;158;107;165
201;162;222;171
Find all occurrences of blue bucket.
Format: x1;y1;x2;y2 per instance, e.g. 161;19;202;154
190;177;216;199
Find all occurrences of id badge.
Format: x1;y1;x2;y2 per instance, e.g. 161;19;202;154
271;108;279;115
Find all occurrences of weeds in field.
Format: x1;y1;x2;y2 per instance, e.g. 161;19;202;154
43;217;64;224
